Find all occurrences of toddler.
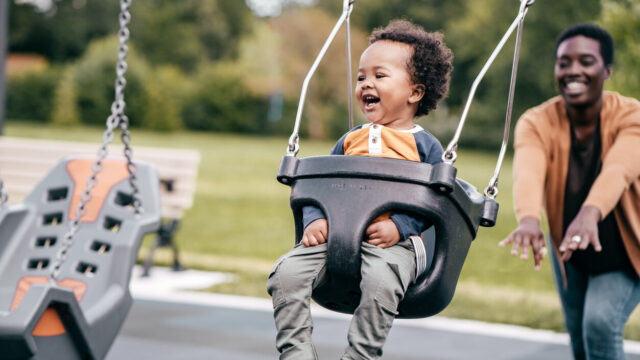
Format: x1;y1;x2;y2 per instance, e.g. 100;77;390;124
267;19;454;360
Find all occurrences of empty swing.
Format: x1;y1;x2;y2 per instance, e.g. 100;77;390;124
0;1;162;359
277;0;535;318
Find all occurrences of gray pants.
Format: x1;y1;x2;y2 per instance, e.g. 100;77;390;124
266;239;417;360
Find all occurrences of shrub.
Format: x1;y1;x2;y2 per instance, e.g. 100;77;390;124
68;36;150;128
50;68;81;125
181;65;268;133
140;66;185;131
6;67;60;122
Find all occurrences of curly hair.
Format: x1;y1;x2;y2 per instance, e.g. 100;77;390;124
370;20;453;117
556;23;614;66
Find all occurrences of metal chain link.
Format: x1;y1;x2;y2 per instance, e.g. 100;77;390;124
50;0;138;281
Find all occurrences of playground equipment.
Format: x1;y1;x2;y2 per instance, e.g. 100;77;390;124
0;1;162;358
277;0;535;318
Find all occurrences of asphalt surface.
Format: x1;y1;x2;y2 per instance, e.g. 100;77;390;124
108;298;576;360
101;267;640;360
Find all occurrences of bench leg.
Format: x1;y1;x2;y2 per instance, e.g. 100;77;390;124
141;238;160;277
140;219;185;277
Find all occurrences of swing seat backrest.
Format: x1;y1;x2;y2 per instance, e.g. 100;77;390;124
0;157;161;359
278;155;497;319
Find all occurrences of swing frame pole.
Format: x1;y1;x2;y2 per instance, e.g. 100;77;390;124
0;0;8;136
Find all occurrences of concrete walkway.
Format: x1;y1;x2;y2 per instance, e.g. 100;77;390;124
105;267;640;359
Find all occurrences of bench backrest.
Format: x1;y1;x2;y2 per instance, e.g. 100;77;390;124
0;136;200;219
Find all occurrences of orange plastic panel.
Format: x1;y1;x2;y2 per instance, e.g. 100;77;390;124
11;277;88;337
10;276;49;311
32;308;66;336
66;159;130;223
57;278;88;302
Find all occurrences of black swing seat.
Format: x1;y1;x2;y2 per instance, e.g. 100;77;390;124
278;155;498;318
0;156;161;360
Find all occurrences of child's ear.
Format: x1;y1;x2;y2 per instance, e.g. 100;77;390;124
409;84;426;104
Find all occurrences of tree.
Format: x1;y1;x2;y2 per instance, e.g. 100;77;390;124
599;0;640;100
269;7;369;139
9;0;254;72
9;0;119;61
443;0;601;148
128;0;254;71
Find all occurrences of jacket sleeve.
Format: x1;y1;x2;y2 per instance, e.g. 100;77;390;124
512;112;548;222
302;206;325;229
390;213;429;240
583;105;640;217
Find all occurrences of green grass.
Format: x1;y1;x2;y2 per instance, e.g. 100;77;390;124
5;120;640;339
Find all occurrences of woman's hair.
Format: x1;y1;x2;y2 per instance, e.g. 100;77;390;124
370;19;453;117
556;23;614;66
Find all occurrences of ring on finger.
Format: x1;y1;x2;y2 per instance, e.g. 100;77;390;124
571;235;581;243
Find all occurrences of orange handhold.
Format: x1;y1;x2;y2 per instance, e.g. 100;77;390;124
10;277;89;337
32;308;66;336
66;159;130;223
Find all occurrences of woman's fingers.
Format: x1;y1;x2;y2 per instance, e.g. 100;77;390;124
520;237;530;259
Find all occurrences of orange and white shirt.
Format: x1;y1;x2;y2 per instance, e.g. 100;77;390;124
302;123;443;240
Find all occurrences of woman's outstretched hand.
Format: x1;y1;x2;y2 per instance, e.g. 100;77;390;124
499;217;546;270
558;205;602;261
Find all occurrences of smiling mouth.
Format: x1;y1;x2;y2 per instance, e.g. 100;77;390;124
564;81;588;95
362;94;380;110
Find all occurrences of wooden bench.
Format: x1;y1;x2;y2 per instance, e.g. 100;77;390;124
0;136;201;275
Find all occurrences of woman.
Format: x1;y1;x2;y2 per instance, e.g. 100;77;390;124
501;23;640;360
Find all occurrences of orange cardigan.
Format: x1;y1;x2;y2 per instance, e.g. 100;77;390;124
513;91;640;275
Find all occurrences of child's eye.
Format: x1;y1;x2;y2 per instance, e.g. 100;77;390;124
376;73;385;79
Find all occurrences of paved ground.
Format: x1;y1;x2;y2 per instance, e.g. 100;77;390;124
105;267;640;360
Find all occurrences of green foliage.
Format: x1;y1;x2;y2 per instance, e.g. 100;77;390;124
6;67;60;122
9;0;120;61
181;64;269;133
68;36;149;127
130;0;253;72
50;67;81;125
140;66;185;131
444;0;601;148
599;0;640;100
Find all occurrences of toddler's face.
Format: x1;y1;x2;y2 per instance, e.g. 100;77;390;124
356;40;420;130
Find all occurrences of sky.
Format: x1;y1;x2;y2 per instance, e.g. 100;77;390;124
245;0;314;17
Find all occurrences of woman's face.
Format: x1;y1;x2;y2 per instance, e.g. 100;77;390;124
554;35;611;109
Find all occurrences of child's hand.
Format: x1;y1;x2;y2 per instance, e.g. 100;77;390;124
365;219;401;248
301;219;328;247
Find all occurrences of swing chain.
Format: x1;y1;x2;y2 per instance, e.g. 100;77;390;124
442;0;533;166
50;0;136;282
0;179;8;206
483;0;531;199
286;0;355;156
345;0;355;130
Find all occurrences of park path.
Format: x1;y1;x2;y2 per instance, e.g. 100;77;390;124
106;267;640;360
